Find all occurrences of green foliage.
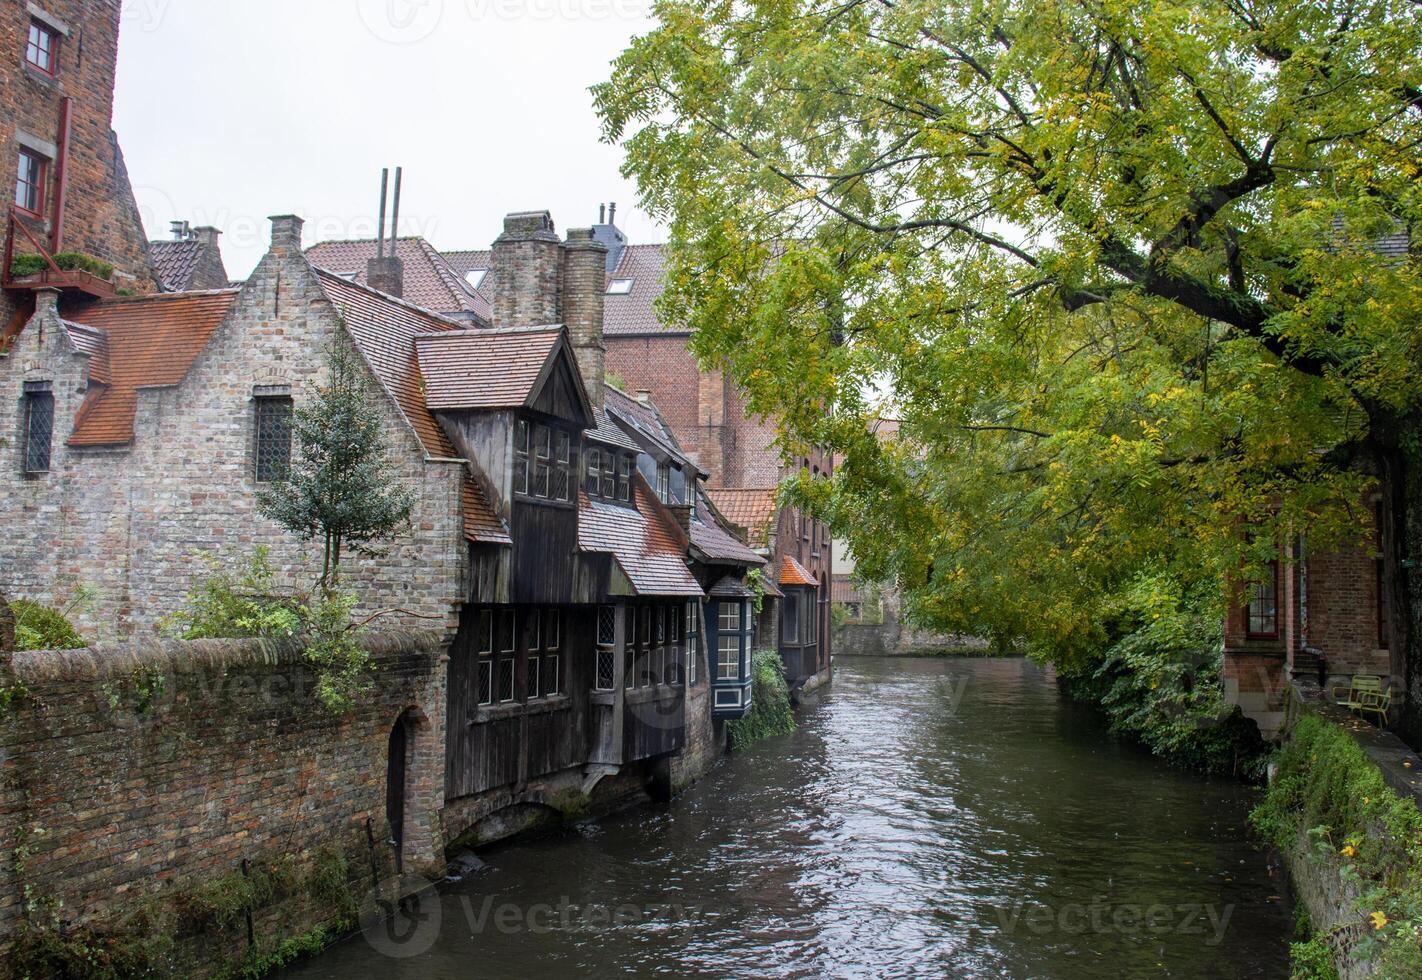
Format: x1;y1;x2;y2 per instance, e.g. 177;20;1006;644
13;899;177;979
158;548;369;715
1251;714;1422;977
595;0;1420;674
300;588;370;714
1291;933;1341;980
728;650;796;751
11;595;87;651
9;251;115;280
744;566;767;616
157;547;300;641
257;335;414;586
1057;574;1267;776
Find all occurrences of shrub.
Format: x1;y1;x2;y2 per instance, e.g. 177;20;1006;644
157;547;300;640
1252;714;1422;978
728;649;795;751
1056;574;1267;777
9;251;115;280
11;598;85;651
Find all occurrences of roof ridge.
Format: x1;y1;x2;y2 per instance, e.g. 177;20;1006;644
311;265;465;332
307;235;433;248
78;287;241;304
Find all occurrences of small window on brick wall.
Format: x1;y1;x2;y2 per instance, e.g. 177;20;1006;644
25;20;58;76
253;393;293;482
22;381;54;473
15;148;45;215
1246;562;1279;638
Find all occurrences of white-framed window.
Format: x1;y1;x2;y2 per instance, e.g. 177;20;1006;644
513;419;530;496
601;452;616;499
500;610;515;653
477;609;493;655
545;609;560;649
656;463;670;503
606;278;634;294
464;269;486;290
526;655;541;699
498;658;515;702
15;148;45;216
543;654;560;696
718;600;741;633
640;605;651;644
586;447;602;496
595;648;615;691
656;606;666;644
617;454;632;502
525;608;541;650
717;635;740;680
686;602;700;686
597;605;616;647
477;660;493;706
715;688;741;707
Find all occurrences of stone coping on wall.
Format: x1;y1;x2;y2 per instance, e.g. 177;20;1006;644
1291;678;1422;808
6;628;446;684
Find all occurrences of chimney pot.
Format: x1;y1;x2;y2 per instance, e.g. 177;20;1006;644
491;210;562;327
599;203;606;223
608;202;617;224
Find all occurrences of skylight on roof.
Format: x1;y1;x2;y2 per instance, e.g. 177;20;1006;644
464;269;487;290
606;278;634;295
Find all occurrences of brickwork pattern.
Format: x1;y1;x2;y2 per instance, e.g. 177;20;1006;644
0;0;154;291
0;627;447;972
0;220;468;640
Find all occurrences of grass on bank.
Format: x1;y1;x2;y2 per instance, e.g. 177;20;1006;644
1251;713;1422;979
727;650;796;751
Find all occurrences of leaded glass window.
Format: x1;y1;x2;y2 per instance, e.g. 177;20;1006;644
22;382;53;474
253;395;292;482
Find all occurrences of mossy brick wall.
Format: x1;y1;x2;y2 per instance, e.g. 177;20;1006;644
0;627;447;973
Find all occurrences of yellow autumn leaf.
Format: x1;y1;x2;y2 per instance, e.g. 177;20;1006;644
1370;911;1387;930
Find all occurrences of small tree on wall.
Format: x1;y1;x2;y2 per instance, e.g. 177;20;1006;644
258;335;414;587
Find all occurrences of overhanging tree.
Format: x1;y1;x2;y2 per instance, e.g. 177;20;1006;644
596;0;1422;731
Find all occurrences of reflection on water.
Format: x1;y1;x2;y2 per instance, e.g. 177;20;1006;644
282;656;1290;979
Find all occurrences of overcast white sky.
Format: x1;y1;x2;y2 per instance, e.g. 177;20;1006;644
113;0;659;279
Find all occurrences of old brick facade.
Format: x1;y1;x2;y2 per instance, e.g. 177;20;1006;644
1;216;469;639
1224;494;1393;738
0;0;154;328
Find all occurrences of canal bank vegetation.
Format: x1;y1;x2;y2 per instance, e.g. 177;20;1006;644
597;0;1421;742
727;650;796;751
1057;575;1267;777
1252;714;1422;979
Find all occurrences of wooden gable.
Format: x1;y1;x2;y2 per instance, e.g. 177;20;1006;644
527;341;593;428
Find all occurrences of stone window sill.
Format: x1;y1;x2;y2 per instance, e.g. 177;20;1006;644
471;693;571;724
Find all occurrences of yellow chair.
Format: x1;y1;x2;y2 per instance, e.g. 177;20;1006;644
1357;686;1394;726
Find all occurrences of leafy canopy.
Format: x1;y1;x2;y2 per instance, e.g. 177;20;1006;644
596;0;1421;660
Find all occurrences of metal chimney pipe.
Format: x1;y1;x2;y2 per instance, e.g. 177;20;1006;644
599;203;606;223
389;167;403;247
375;168;389;259
608;202;616;225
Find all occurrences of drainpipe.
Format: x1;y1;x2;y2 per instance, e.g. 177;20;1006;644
50;97;72;254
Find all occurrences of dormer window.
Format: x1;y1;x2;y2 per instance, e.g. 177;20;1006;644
606;278;633;295
585;446;638;506
15;149;44;216
25;20;58;76
464;269;486;290
655;463;670;503
617;454;632;502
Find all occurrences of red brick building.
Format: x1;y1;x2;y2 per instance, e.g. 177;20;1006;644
1224;493;1393;738
1;0;153;340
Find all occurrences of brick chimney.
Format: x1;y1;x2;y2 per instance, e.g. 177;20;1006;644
366;253;404;298
268;214;304;254
562;227;608;409
492;211;562;327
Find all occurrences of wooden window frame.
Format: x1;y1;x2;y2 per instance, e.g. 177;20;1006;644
585;446;601;497
1245;561;1280;639
617;453;632;503
24;20;58;77
686;601;700;686
15;147;45;217
513;418;530;497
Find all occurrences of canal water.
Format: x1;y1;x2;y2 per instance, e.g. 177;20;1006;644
284;656;1291;979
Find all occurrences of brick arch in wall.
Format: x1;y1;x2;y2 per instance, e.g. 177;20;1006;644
384;703;440;872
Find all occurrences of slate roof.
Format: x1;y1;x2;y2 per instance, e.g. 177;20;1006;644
313;270;508;544
689;487;762;565
578;481;702;597
604;244;680;336
413;326;563;411
60;320;110;383
587;403;642;452
708;575;757;598
604;385;696;468
148;239;205;292
305;238;491;323
706;487;777;548
780;554;819;588
63;290;241;446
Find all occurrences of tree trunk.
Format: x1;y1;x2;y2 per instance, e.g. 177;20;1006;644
1376;415;1422;747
